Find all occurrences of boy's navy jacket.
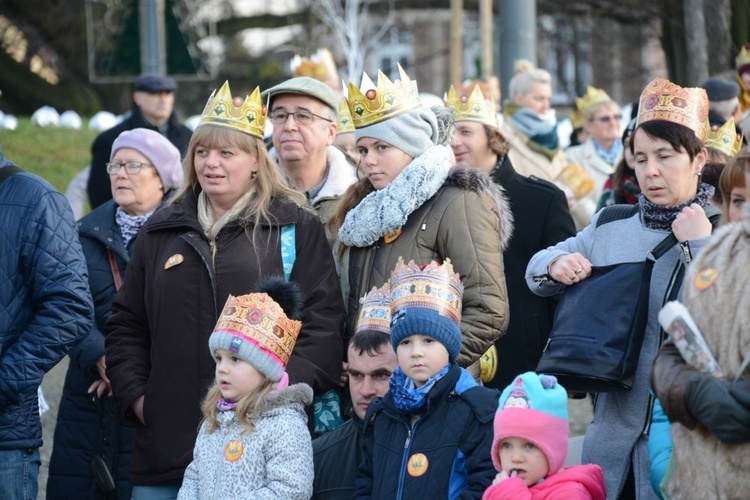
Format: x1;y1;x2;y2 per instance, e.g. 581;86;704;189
355;364;499;499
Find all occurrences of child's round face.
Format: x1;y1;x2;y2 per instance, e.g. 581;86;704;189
214;348;266;401
396;334;450;388
499;436;550;487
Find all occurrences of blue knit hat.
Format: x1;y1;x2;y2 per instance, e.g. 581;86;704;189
388;258;464;362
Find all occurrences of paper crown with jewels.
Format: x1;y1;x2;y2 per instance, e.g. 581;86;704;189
199;81;266;139
355;284;391;335
337;99;355;134
705;118;743;157
445;84;498;128
569;108;585;129
212;293;301;371
736;45;750;72
637;78;709;142
389;257;464;326
291;48;339;83
345;64;421;128
576;86;614;119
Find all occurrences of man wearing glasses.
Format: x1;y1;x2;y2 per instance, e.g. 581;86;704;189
263;77;357;245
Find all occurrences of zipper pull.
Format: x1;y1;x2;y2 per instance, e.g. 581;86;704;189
680;242;691;263
542;337;551;353
404;429;412;449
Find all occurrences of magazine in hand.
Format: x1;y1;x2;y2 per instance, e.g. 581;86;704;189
658;301;724;378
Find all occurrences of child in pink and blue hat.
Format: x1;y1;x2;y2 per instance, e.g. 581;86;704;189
483;372;606;500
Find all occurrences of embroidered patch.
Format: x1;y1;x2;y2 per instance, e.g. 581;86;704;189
694;268;718;291
384;228;402;244
229;337;242;354
407;452;428;477
224;440;244;462
164;254;184;269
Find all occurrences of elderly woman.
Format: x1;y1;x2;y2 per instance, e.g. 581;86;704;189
105;83;344;498
47;128;184;499
332;67;512;378
526;78;720;499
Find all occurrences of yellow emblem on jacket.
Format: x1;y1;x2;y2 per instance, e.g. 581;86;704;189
164;254;184;270
407;452;429;477
384;228;402;244
224;439;244;462
694;267;718;291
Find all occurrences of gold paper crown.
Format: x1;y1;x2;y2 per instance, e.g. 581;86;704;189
445;85;498;128
705;118;743;157
637;78;709;142
355;284;391;335
337;99;355;134
389;257;464;326
291;48;339;83
199;81;266;139
569;108;585;129
214;293;301;367
736;45;750;69
576;86;613;119
346;64;420;128
457;77;501;105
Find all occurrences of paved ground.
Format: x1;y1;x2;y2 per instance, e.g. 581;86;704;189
39;358;594;498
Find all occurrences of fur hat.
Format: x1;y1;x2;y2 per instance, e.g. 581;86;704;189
491;372;570;476
208;277;303;382
111;128;184;192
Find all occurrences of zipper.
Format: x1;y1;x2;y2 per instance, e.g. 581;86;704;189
396;420;420;500
181;232;219;316
680;241;691;263
542;337;551;353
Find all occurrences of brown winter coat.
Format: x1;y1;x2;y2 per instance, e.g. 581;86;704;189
345;167;513;371
105;187;344;486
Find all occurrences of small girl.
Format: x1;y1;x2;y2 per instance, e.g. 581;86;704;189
177;277;314;500
482;372;606;500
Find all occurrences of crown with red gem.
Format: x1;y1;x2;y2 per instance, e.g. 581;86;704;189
212;293;301;368
576;86;614;120
345;64;421;128
198;81;266;139
445;84;498;128
705;118;743;157
291;48;339;84
637;78;709;142
356;284;392;335
389;257;464;326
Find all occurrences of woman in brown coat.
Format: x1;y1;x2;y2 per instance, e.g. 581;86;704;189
333;67;513;376
105;82;344;498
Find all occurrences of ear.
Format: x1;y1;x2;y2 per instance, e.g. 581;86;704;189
694;147;708;175
325;122;337;147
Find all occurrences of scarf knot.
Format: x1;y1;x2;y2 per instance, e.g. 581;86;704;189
389;364;450;414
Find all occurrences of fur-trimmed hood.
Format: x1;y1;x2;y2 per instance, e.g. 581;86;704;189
446;165;514;252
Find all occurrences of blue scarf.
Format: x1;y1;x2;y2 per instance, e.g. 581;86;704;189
509;107;560;152
115;206;154;247
593;139;623;165
389;364;451;414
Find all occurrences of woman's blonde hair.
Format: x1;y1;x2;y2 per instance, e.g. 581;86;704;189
172;125;306;234
200;376;276;435
719;153;749;225
508;59;551;101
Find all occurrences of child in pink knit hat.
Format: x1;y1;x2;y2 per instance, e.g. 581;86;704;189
482;372;606;500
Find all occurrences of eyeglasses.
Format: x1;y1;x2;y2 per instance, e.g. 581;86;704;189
106;162;154;175
268;110;333;126
592;115;622;124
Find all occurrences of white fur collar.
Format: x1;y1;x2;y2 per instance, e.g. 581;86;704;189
269;146;357;202
338;145;452;247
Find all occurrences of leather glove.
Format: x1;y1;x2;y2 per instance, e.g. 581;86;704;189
685;375;750;445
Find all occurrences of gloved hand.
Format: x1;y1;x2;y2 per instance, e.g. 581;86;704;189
685;375;750;444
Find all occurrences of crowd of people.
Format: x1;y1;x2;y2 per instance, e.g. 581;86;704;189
1;43;750;500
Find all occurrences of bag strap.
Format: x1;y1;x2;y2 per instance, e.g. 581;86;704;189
650;233;679;261
0;164;23;183
596;204;639;227
280;224;296;281
107;248;124;292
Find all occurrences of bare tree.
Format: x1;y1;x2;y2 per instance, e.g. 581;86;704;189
684;0;709;84
311;0;396;82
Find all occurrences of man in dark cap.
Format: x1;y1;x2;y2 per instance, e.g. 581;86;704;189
86;74;192;209
701;77;742;128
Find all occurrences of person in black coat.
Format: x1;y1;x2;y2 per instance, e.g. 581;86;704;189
448;85;577;389
48;129;184;499
86;75;192;209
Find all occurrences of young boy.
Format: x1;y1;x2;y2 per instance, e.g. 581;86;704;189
355;258;500;499
482;372;606;499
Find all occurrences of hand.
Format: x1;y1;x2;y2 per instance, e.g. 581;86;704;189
672;204;712;243
339;361;349;387
87;379;111;400
548;253;593;286
93;355;112;394
685;375;750;444
492;469;518;485
131;395;145;425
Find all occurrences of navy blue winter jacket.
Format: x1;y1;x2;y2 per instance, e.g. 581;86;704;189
0;154;93;450
355;364;499;499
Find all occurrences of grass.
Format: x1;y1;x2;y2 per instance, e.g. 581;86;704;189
0;117;98;193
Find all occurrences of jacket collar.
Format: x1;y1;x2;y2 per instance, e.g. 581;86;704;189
489;154;515;185
313;147;358;203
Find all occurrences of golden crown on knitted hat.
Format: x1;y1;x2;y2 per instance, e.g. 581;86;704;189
291;48;339;83
705;118;743;157
346;64;421;128
213;293;301;367
337;99;355;134
356;284;391;335
637;78;709;142
389;257;464;326
445;84;498;128
199;81;266;139
576;86;614;119
736;45;750;69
